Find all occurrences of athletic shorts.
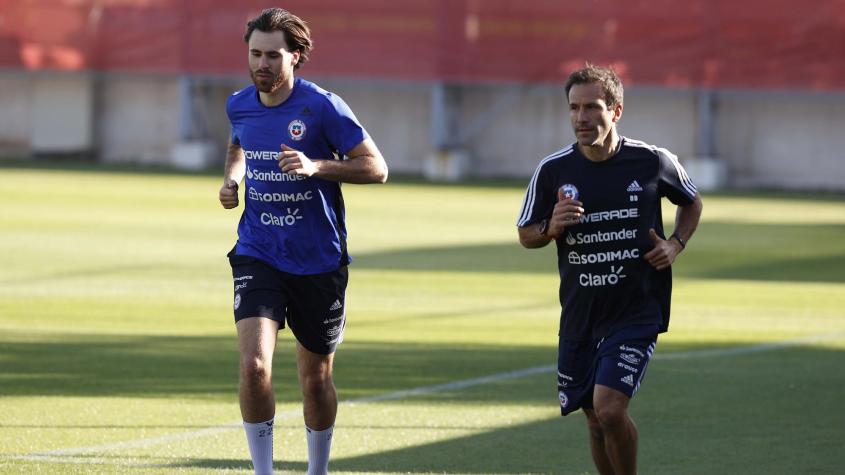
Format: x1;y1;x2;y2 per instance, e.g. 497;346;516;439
229;252;348;355
557;324;659;416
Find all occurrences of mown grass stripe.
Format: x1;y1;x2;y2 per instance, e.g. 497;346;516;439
11;331;841;464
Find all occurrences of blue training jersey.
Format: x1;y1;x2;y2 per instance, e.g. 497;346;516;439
517;137;697;341
227;77;369;275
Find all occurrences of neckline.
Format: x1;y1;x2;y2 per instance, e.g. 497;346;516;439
576;136;625;164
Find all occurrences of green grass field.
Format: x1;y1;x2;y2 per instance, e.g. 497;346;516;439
1;166;844;474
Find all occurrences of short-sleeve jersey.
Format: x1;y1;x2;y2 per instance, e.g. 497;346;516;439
227;77;369;275
517;137;697;341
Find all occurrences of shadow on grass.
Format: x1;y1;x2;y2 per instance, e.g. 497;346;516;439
165;342;844;474
3;328;842;402
353;221;845;283
328;417;585;474
3;338;844;473
0;334;554;402
174;416;591;474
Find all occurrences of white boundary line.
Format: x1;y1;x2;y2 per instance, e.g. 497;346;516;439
8;331;842;464
655;332;841;360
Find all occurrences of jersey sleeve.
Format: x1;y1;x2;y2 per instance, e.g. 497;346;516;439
321;93;370;157
516;160;555;227
656;148;697;205
226;94;241;146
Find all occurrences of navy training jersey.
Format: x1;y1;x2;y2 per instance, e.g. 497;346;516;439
227;77;369;275
517;137;697;341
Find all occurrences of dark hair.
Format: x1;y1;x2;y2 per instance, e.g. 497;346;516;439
244;8;313;70
564;63;624;107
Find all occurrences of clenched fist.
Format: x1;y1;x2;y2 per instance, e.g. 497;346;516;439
219;179;239;209
278;144;318;177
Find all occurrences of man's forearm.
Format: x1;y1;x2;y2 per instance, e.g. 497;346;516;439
224;142;246;183
518;223;554;249
314;155;388;184
673;194;703;242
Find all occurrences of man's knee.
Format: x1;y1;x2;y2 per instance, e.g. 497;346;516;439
593;389;631;430
584;410;605;441
595;404;628;431
240;354;271;388
300;369;333;399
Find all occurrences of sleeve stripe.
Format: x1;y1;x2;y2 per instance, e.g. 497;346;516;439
661;148;698;197
517;146;573;226
625;138;697;198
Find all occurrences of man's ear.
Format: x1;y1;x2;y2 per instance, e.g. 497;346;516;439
612;102;623;123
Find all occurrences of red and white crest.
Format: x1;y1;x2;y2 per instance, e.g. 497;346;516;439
288;120;306;141
559;183;579;200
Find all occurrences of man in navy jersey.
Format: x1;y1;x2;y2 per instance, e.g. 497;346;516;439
218;8;387;475
517;64;702;474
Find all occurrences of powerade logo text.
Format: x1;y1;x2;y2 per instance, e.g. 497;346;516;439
244;150;280;161
580;208;639;223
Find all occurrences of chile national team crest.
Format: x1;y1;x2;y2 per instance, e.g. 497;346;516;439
288;120;306;141
559;390;569;408
559;183;579;201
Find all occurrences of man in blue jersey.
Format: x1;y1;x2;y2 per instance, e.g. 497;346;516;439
517;64;703;474
218;8;387;475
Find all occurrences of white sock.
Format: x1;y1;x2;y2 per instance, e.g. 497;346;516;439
305;424;333;475
243;418;274;475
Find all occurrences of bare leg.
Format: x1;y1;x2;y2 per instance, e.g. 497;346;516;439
583;408;615;475
297;343;336;475
237;317;280;422
593;384;638;475
296;342;337;429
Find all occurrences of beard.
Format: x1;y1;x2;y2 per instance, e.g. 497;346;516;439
573;122;614;148
250;68;286;94
574;128;600;147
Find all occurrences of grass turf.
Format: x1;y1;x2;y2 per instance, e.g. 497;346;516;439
0;167;844;474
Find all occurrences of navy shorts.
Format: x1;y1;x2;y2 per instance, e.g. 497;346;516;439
557;324;658;416
229;253;348;355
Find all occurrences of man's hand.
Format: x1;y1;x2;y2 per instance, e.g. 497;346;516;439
219;179;239;209
547;188;584;238
643;228;682;270
278;144;318;177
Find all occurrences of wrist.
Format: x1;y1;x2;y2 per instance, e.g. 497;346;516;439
308;158;323;178
538;219;555;240
670;233;686;250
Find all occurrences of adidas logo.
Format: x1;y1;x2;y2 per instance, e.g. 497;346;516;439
621;374;635;387
301;106;313;116
329;299;342;311
626;180;643;192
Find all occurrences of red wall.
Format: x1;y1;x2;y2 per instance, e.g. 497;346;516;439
1;0;843;90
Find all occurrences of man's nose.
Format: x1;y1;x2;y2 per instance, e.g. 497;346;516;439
576;108;587;122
